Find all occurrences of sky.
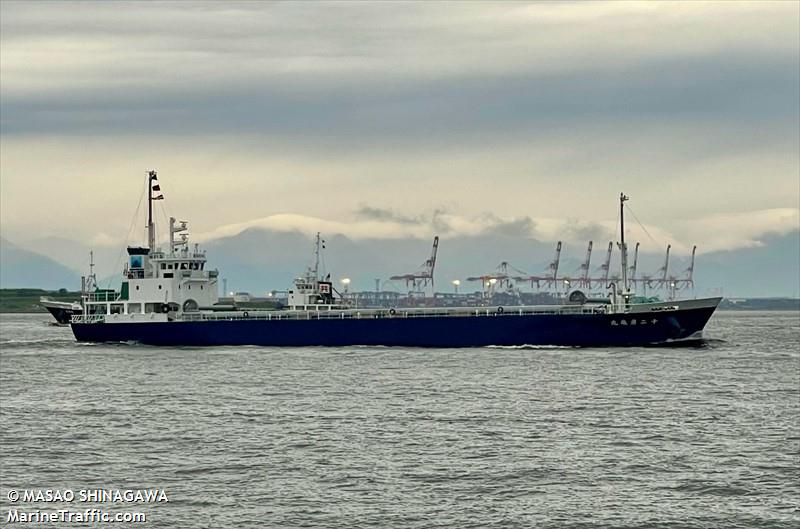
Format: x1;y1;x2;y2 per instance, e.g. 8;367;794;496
1;1;798;258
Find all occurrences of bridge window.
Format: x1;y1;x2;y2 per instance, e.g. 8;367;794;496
160;263;166;269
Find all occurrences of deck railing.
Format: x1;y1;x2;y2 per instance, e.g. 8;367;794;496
71;314;106;324
71;304;608;325
179;305;606;322
86;291;121;302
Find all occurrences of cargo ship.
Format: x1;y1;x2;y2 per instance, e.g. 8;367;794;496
39;298;82;325
70;171;720;347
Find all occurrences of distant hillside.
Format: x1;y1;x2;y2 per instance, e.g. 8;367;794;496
718;298;800;311
24;236;120;280
697;231;800;298
0;288;81;313
5;229;798;298
0;237;81;290
203;228;799;297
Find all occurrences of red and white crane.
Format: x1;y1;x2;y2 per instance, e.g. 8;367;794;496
513;241;562;290
389;236;439;294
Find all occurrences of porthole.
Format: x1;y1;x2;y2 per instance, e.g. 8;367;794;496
158;285;162;290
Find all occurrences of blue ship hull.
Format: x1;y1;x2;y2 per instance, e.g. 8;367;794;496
71;304;718;347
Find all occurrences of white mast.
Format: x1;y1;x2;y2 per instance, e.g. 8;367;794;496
147;170;157;250
313;232;321;280
618;193;629;294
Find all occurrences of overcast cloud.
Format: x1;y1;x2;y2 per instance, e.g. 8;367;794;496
1;1;797;253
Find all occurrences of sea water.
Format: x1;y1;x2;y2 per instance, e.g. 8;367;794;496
1;311;798;528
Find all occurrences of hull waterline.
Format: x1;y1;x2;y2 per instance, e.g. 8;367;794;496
71;303;718;348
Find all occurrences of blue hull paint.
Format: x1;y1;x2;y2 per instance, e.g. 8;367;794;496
71;306;717;347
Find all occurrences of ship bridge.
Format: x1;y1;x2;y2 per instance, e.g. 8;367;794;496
80;172;219;320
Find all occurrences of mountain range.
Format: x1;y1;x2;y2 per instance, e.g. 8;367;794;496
0;237;81;291
2;229;798;298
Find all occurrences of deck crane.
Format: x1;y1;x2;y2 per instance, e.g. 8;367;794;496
389;236;439;294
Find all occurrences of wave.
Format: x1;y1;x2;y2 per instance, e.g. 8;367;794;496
487;344;576;350
0;338;75;346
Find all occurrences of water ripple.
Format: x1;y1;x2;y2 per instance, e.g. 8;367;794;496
0;311;798;528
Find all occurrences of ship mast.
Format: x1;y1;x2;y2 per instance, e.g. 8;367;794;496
313;232;321;280
619;192;629;294
147;170;157;250
82;250;97;293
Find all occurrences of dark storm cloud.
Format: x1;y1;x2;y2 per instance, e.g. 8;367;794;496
562;220;614;243
485;217;536;238
354;205;455;234
3;53;797;151
1;2;797;162
355;206;423;225
2;1;798;250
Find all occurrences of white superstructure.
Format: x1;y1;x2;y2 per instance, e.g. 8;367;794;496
81;171;219;321
286;232;347;310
